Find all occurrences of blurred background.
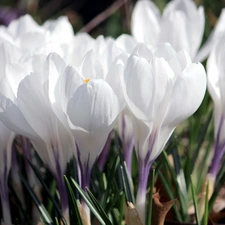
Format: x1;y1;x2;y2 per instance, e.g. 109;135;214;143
0;0;225;40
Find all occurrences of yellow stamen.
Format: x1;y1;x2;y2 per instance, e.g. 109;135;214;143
84;78;90;83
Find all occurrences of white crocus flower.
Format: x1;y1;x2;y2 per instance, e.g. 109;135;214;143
131;0;204;61
67;79;121;218
0;53;76;221
207;37;225;186
0;14;74;56
121;43;206;223
67;79;121;190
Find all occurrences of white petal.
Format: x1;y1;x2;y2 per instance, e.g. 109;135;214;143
187;6;204;59
163;63;206;127
197;9;225;62
17;73;53;142
44;53;67;103
152;43;177;61
79;50;104;80
72;129;109;169
131;115;152;162
168;50;192;77
43;16;74;44
216;43;225;106
106;54;128;108
66;33;94;67
6;63;28;96
149;57;174;125
19;32;47;51
159;11;190;54
123;55;174;123
122;55;153;121
132;43;153;61
55;65;83;113
117;108;134;147
163;0;196;17
116;34;137;54
0;94;39;140
67;79;120;132
0;42;21;76
7;14;43;39
131;0;160;45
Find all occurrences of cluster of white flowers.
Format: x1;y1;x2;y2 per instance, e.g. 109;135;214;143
3;0;225;224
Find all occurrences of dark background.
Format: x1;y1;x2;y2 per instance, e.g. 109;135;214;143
0;0;225;39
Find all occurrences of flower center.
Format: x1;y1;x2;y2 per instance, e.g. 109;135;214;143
84;78;90;83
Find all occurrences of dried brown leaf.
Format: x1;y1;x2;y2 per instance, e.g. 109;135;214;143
152;192;176;225
125;202;143;225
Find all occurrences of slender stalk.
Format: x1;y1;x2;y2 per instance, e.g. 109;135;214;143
53;150;69;223
122;138;134;177
208;117;225;179
136;160;151;224
78;158;92;221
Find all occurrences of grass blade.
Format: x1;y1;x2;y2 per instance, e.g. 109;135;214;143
70;178;106;225
190;175;201;225
86;188;113;225
203;181;209;225
158;170;182;222
20;174;53;225
162;150;188;221
64;176;83;225
25;157;67;225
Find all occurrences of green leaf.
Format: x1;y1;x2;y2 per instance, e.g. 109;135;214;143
114;131;135;204
20;174;54;225
86;188;113;225
70;178;106;225
100;155;120;209
158;170;182;222
190;175;201;225
203;181;209;225
162;150;189;221
185;109;213;186
8;182;31;224
25;157;67;225
64;176;83;225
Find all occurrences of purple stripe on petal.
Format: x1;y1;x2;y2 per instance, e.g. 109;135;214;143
51;143;68;215
209;117;225;178
121;114;134;176
76;144;91;192
136;130;157;223
123;136;134;176
97;131;112;171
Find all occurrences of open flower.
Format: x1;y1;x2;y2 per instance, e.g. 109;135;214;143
131;0;204;61
121;43;206;222
0;53;76;220
0;14;74;57
67;79;121;190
